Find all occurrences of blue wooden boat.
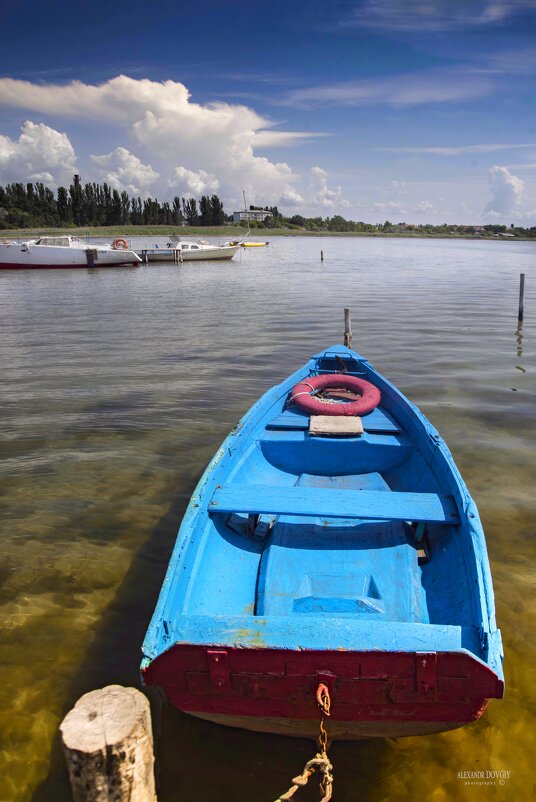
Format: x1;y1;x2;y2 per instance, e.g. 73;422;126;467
142;345;504;739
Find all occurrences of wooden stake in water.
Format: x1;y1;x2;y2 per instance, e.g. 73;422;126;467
518;273;525;321
321;250;324;262
344;308;352;347
60;686;157;802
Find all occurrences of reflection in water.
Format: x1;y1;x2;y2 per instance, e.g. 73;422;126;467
515;320;524;357
0;236;534;802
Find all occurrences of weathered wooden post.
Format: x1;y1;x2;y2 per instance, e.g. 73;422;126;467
344;308;352;347
60;686;157;802
518;273;525;322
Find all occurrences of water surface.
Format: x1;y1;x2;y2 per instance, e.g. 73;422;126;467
0;236;534;801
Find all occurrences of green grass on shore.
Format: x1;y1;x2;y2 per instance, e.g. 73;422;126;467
0;225;239;238
0;225;532;241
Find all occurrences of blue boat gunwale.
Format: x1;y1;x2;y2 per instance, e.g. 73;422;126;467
142;345;503;687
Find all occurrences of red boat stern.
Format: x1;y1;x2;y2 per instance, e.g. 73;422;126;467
142;645;504;739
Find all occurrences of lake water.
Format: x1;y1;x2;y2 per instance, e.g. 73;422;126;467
0;236;534;802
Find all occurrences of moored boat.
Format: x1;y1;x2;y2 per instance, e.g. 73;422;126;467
141;345;504;739
136;238;239;262
226;239;269;248
0;235;141;269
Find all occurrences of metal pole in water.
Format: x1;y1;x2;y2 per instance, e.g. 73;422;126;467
344;308;352;347
518;273;525;321
60;686;157;802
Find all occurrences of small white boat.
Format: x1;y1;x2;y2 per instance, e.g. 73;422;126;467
0;236;141;269
138;238;239;263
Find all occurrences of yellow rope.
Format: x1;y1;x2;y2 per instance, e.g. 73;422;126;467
273;684;333;802
274;753;333;802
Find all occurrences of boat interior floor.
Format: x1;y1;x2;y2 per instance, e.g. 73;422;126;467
255;471;427;624
193;403;481;655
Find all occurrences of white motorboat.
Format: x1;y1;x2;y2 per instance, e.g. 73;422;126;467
0;236;141;269
137;238;240;263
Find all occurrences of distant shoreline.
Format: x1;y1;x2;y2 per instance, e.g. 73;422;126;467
0;225;534;242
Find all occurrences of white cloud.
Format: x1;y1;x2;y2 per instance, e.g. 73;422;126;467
91;146;159;196
309;166;349;209
417;200;436;213
392;180;408;195
0;76;305;207
278;188;304;206
253;130;329;148
349;1;536;31
378;143;536;155
0;120;76;186
372;198;437;216
29;171;54;183
505;154;536;170
486;47;536;76
373;200;405;213
168;166;219;196
484;166;524;217
0;76;194;124
281;67;494;108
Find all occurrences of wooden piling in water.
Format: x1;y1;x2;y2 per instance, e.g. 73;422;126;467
344;308;352;347
518;273;525;321
60;685;157;802
321;250;324;262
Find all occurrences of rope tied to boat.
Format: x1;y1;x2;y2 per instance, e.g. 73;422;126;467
288;381;317;406
335;355;348;374
289;382;355;406
311;395;341;405
273;684;333;802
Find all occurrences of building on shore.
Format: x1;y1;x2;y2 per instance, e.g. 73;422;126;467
233;209;272;223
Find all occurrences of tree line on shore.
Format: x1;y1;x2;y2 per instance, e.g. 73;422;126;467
0;176;534;237
0;177;229;228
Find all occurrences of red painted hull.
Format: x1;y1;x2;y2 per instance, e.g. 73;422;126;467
142;645;503;740
0;262;139;269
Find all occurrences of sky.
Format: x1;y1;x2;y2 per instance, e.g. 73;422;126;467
0;0;535;224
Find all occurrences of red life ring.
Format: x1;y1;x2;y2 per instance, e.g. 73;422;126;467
289;374;381;417
112;238;129;250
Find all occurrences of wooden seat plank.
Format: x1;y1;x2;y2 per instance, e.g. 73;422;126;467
209;485;460;524
267;407;400;434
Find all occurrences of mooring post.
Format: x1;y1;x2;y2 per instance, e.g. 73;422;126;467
344;308;352;347
321;250;324;262
518;273;525;322
60;686;157;802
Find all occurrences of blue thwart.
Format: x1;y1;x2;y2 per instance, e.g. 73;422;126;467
142;345;504;739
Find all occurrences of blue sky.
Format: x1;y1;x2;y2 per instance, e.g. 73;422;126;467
0;0;535;223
